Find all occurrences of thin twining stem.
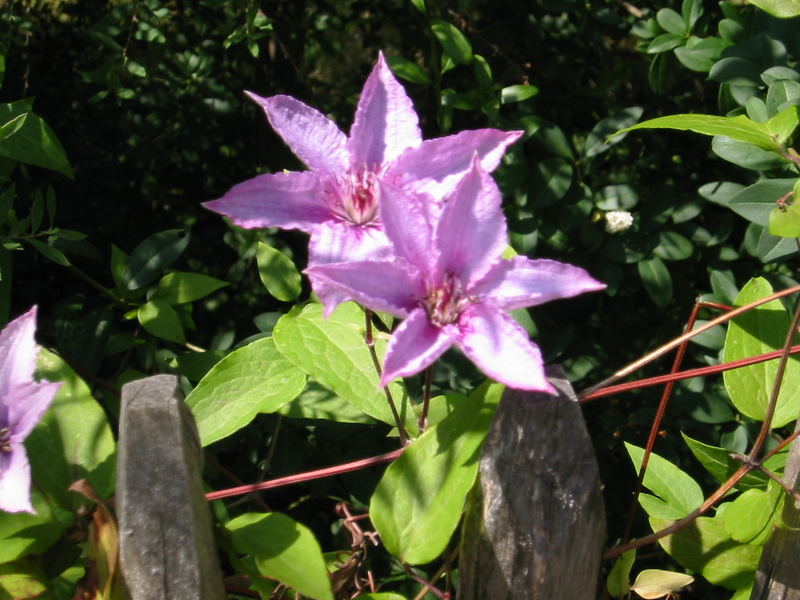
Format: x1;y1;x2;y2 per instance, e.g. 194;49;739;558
205;448;404;502
578;283;800;400
364;308;409;445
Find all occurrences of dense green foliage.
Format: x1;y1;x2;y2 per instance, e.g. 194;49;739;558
1;0;800;598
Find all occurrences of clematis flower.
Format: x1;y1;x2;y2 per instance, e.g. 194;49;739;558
203;52;522;311
0;306;61;513
306;157;606;392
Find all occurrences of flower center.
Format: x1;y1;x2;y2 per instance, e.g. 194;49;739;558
0;427;10;453
326;166;381;226
424;274;471;326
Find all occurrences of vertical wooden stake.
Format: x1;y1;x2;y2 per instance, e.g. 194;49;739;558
117;374;226;600
459;366;606;600
751;422;800;600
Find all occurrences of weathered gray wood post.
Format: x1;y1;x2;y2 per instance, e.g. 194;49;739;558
751;421;800;600
117;374;226;600
459;365;606;600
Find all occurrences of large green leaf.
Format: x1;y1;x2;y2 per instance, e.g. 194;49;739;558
681;433;773;491
723;277;800;427
29;350;116;508
748;0;800;17
273;302;415;431
650;515;761;590
0;112;73;178
226;512;333;600
256;242;301;302
151;271;228;304
137;299;185;344
370;382;503;565
728;179;796;226
0;493;71;564
120;229;190;291
626;443;703;519
613;111;795;151
720;485;781;544
430;19;473;65
637;256;673;307
186;337;306;446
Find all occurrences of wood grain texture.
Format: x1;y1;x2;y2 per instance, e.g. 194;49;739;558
751;422;800;600
117;374;226;600
459;366;606;600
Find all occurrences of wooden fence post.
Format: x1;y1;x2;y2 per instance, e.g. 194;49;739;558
750;421;800;600
117;374;226;600
458;365;606;600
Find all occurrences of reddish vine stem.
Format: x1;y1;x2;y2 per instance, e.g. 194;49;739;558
364;308;409;445
581;344;800;401
205;448;404;502
578;283;800;400
620;299;713;545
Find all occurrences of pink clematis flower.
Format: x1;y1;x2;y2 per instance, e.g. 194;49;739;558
306;158;606;392
0;306;61;513
203;52;522;311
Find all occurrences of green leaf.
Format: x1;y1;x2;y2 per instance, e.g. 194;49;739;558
764;104;800;142
682;433;771;491
0;112;73;178
723;277;800;426
386;56;431;86
30;349;116;508
630;570;694;599
110;244;128;291
137;299;185;344
0;561;49;599
637;256;672;307
711;137;784;172
585;107;644;157
529;157;573;208
430;19;473;65
278;381;375;424
26;238;70;267
272;302;415;431
500;84;538;104
656;8;687;34
721;486;780;544
674;37;724;73
606;549;635;597
256;242;301;302
728;179;796;226
121;229;190;291
613;113;784;151
186;337;306;446
152;271;228;304
647;33;683;54
650;515;761;589
226;512;333;600
753;225;799;262
748;0;800;17
626;443;703;519
519;116;575;160
370;381;503;565
356;594;408;600
681;0;703;28
653;231;693;261
768;202;800;237
0;492;69;563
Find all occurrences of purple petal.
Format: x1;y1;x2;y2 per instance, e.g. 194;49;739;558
248;92;349;173
0;306;38;399
435;157;507;285
472;257;606;310
7;380;60;440
308;221;393;266
456;303;555;393
389;128;523;201
203;171;330;233
306;260;420;318
0;442;33;513
381;309;455;386
378;179;435;272
347;53;422;168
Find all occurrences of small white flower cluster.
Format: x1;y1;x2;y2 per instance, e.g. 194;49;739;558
604;210;634;234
